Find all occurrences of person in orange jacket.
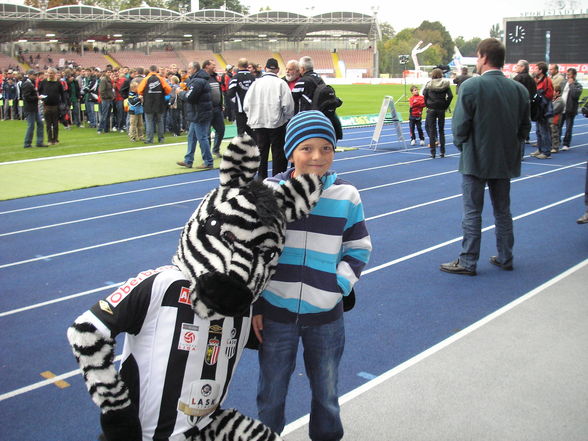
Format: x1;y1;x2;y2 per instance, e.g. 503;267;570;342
137;65;172;144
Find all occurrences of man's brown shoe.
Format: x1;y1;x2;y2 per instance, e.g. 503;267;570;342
489;256;513;271
440;259;476;276
195;164;214;170
176;161;192;168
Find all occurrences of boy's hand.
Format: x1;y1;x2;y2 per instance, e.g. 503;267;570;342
252;314;263;344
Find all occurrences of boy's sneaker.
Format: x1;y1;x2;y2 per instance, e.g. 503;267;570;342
561;145;570;151
577;212;588;224
550;148;558;153
530;150;541;157
410;139;416;146
536;153;551;159
420;140;425;146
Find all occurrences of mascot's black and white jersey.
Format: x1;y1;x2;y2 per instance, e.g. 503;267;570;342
67;135;322;441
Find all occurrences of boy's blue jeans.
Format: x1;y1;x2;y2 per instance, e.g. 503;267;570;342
257;316;345;441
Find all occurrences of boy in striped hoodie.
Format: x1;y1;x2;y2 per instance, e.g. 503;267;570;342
252;110;372;441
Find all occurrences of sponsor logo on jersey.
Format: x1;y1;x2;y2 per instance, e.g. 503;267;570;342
178;323;199;352
105;268;161;308
99;300;113;315
178;287;191;305
225;337;237;358
209;324;222;334
205;337;220;365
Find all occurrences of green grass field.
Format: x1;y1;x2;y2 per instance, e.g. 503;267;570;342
0;84;446;163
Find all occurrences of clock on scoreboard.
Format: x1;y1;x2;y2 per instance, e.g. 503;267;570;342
505;17;588;63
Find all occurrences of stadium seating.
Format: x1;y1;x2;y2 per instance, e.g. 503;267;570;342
112;50;182;69
337;49;374;77
177;50;217;69
280;50;335;76
0;53;18;71
25;51;110;70
221;50;275;69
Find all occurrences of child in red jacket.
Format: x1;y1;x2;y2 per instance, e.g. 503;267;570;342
409;85;426;146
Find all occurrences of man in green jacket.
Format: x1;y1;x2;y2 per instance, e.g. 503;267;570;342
441;38;531;276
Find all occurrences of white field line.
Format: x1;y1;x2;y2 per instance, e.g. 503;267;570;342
282;257;588;436
0;192;583;403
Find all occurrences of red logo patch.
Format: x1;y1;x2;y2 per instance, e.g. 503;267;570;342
179;287;191;305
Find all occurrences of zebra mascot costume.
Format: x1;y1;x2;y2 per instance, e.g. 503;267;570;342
67;135;322;441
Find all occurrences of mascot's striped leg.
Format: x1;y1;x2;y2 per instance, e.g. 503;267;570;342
196;409;283;441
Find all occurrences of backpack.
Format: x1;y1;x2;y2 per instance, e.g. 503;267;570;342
580;96;588;118
531;90;553;122
311;82;342;113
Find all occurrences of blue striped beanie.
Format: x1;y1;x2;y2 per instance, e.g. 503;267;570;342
284;111;336;160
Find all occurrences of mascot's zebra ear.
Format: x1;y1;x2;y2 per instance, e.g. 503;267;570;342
219;134;260;188
274;174;323;222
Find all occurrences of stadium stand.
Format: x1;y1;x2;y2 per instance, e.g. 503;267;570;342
337;49;374;77
177;50;217;69
221;50;275;69
280;49;335;76
112;50;182;69
25;51;110;70
0;52;18;70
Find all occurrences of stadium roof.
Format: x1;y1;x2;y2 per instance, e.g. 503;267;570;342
0;2;379;44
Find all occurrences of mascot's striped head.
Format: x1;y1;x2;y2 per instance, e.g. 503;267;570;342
172;135;322;319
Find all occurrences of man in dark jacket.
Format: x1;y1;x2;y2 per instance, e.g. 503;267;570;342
176;62;213;169
423;68;453;158
292;56;343;139
560;68;583;151
38;67;65;145
97;71;114;134
21;70;47;148
441;38;530;276
453;67;472;94
202;59;225;158
226;58;255;137
138;65;172;144
513;59;536;147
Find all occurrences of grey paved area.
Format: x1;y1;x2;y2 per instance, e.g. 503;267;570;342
283;261;588;441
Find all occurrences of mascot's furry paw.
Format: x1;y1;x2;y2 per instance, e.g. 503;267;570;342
100;404;142;441
200;408;283;441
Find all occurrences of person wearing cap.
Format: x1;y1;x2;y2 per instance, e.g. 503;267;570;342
252;110;372;441
21;70;48;148
243;57;294;178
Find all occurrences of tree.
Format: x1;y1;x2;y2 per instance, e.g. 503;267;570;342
455;36;481;57
378;22;395;40
416;21;454;64
490;23;503;39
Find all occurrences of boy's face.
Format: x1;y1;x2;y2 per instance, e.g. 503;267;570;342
411;88;418;95
291;137;334;177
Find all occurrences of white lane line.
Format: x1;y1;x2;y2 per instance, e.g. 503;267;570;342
0;197;202;237
0;195;584;402
0;227;181;270
0;283;120;318
0;190;582;319
282;258;588;436
364;193;582;274
0;177;217;216
0;161;584;268
0;355;122;402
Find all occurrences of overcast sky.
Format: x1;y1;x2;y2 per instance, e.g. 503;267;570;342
243;0;588;40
